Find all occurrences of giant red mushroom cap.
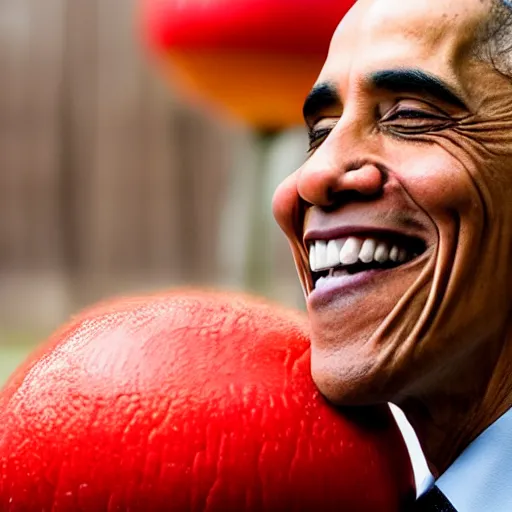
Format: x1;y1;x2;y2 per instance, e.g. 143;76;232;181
140;0;355;129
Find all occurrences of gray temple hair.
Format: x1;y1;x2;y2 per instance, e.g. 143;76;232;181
473;0;512;77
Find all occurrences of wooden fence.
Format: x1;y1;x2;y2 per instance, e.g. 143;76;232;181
0;0;302;335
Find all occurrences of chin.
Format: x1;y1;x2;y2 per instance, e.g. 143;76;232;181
309;343;394;407
304;256;436;407
306;303;425;407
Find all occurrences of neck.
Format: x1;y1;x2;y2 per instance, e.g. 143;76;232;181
397;335;512;476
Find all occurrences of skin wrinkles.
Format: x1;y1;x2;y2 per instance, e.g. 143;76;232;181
303;69;469;130
272;0;512;475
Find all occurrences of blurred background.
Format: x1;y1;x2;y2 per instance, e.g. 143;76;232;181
0;3;434;494
0;0;319;384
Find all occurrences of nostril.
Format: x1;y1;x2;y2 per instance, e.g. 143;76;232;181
297;170;342;208
339;165;386;196
297;160;387;208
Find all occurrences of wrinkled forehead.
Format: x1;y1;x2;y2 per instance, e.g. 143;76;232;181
320;0;492;93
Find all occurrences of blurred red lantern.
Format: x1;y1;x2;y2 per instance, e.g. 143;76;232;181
140;0;355;130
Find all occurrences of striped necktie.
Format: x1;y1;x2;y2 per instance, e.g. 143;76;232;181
413;486;458;511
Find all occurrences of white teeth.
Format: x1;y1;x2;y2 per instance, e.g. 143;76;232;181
374;243;390;263
326;240;342;269
340;237;363;265
389;246;400;262
308;236;415;273
313;239;346;271
309;243;317;272
314;240;328;271
359;238;377;264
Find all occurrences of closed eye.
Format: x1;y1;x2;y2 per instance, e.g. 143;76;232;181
307;127;334;154
380;107;453;134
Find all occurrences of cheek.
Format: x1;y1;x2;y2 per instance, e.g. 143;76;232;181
272;172;300;239
391;145;478;219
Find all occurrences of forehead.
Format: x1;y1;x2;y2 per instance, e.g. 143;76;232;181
320;0;492;88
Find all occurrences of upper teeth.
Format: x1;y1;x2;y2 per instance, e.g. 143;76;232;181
309;237;409;272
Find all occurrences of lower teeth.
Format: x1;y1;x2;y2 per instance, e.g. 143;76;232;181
316;260;403;287
328;268;348;277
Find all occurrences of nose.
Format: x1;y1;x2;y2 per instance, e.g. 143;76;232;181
297;141;385;208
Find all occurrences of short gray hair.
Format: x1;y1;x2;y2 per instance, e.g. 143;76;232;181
476;0;512;76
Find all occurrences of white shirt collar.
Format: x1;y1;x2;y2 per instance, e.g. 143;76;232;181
390;404;434;497
437;407;512;512
393;404;512;509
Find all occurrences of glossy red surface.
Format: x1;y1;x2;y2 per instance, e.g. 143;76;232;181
142;0;354;54
0;290;414;511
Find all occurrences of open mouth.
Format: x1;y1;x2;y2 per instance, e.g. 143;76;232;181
308;234;427;291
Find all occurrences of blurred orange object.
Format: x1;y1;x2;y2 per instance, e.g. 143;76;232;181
140;0;355;130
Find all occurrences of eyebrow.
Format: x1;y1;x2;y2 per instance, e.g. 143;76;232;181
302;82;341;127
302;68;467;126
369;68;467;109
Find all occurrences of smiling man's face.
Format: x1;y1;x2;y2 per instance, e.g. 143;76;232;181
273;0;512;407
